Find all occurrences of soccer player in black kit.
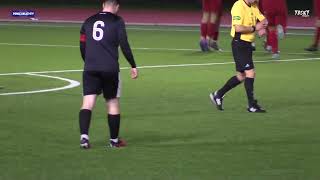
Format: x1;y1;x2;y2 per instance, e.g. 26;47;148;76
79;0;138;149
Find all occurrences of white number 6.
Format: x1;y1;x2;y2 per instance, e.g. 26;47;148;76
93;21;105;41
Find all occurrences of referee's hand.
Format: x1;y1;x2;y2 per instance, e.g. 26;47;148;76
256;22;265;31
256;19;268;31
131;68;138;79
258;28;267;37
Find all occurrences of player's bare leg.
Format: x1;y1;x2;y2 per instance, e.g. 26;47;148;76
107;98;126;148
79;95;98;149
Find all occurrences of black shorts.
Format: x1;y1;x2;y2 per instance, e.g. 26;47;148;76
232;39;254;72
82;71;121;100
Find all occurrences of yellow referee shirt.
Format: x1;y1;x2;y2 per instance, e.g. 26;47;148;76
231;0;265;42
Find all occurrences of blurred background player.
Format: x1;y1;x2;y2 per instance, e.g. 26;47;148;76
200;0;223;52
305;0;320;51
259;0;287;59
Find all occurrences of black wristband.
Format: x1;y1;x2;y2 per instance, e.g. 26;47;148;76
252;26;256;32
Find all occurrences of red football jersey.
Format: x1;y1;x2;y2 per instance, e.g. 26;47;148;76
315;0;320;17
259;0;287;13
202;0;222;12
259;0;287;27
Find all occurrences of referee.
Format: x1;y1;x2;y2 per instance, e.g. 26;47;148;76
78;0;138;149
210;0;267;112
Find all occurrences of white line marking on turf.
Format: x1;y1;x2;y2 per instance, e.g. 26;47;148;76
0;42;316;55
0;42;78;48
128;28;314;36
0;57;319;95
128;57;320;69
0;23;314;36
0;73;80;96
0;70;82;76
0;57;319;77
0;21;315;31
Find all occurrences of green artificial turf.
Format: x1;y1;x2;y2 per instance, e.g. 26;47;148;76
0;22;319;180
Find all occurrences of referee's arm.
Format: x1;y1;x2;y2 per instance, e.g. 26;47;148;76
256;8;268;25
234;20;267;34
234;25;256;34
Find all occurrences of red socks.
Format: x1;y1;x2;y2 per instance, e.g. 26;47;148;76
314;27;320;46
266;28;271;46
207;23;219;41
200;23;208;38
207;23;215;39
269;30;278;53
213;31;219;41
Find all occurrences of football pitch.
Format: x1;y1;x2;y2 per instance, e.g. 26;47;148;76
0;22;320;180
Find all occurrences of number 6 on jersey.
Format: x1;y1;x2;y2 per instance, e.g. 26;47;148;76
93;21;105;41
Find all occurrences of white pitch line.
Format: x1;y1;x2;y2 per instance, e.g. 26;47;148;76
0;73;80;96
0;23;314;36
0;42;78;48
0;69;83;76
0;22;315;33
133;57;320;69
128;28;314;36
0;42;316;55
0;42;197;51
0;57;319;77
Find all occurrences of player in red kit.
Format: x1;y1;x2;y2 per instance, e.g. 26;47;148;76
200;0;223;52
259;0;287;59
305;0;320;51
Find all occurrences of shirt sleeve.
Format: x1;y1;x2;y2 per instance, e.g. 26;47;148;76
255;7;266;21
118;18;136;68
231;3;244;26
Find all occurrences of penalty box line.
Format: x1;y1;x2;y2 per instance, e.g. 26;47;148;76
0;57;320;76
0;42;316;55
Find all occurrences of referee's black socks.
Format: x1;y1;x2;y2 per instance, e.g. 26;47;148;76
108;114;120;141
79;109;92;135
244;77;255;106
218;76;242;97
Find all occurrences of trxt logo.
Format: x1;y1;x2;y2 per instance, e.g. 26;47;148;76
295;10;310;18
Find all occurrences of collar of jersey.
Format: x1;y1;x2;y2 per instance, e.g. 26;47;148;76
242;0;251;7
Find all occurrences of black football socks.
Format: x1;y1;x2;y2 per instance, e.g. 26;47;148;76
108;114;120;141
79;109;92;136
217;76;242;97
244;77;255;106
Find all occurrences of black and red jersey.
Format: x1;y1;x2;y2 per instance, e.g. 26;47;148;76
80;12;136;72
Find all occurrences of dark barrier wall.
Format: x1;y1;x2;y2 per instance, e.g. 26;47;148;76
0;0;314;14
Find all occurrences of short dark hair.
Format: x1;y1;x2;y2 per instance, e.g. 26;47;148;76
101;0;120;5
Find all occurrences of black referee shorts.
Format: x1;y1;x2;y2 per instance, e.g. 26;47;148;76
231;39;254;72
82;71;121;100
